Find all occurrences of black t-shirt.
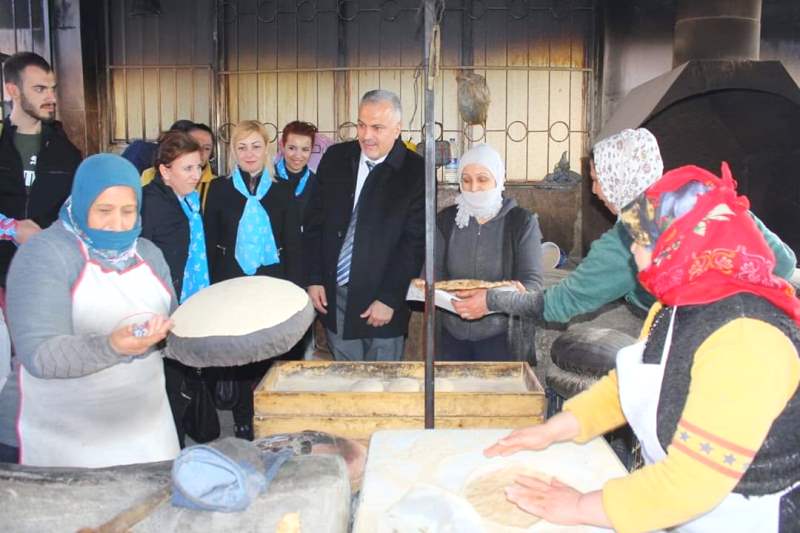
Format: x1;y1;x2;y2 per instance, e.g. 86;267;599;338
14;132;41;191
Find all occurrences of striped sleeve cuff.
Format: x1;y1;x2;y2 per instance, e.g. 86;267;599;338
670;418;755;479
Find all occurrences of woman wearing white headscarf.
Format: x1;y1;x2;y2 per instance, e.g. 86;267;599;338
434;144;543;362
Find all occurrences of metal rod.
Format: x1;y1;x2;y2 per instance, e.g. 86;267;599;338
107;64;211;69
214;65;592;75
422;0;437;430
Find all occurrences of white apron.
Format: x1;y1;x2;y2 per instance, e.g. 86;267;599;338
617;307;786;532
18;242;180;467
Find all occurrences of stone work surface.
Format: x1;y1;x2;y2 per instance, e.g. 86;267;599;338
0;454;350;533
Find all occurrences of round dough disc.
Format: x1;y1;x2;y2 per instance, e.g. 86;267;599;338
166;276;314;368
434;377;455;392
386;377;420;392
171;276;308;337
463;466;549;529
350;379;385;392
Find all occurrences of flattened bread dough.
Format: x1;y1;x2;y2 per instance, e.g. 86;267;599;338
350;379;385;392
434;377;455;392
463;466;550;529
386;378;420;392
435;279;514;291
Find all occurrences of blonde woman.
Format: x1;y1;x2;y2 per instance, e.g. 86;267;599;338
203;120;302;439
204;120;301;285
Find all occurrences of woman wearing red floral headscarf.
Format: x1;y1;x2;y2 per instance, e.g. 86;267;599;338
484;163;800;532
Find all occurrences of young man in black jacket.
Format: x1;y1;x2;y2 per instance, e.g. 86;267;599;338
0;52;81;293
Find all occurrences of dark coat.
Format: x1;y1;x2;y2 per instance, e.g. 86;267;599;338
0;118;81;285
203;170;302;286
140;175;193;297
303;139;425;339
277;165;318;228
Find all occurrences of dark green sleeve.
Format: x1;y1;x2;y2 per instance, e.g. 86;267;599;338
749;212;797;280
543;222;640;323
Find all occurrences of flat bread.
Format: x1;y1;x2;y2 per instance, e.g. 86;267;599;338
463;466;550;529
434;279;514;291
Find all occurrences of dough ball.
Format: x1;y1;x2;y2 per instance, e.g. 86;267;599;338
434;378;456;392
386;377;421;392
350;379;385;392
463;466;550;528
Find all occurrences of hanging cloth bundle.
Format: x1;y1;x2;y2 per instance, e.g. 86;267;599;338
457;71;491;126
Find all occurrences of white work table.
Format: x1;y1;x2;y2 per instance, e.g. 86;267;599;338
354;428;629;533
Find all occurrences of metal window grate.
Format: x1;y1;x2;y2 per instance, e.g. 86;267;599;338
104;0;596;182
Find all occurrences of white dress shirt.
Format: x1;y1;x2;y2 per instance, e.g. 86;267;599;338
353;152;387;210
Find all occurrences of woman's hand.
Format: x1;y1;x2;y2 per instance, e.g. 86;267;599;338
110;315;173;356
452;288;489;320
411;278;425;289
506;477;586;526
484;412;581;456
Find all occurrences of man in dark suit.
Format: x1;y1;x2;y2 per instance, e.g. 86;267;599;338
304;90;425;360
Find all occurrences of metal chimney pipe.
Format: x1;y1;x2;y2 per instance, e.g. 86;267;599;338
673;0;762;67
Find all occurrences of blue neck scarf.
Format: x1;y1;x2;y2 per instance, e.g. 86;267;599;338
231;166;280;275
177;191;210;302
275;158;310;197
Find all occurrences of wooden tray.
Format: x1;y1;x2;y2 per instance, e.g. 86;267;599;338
254;361;546;441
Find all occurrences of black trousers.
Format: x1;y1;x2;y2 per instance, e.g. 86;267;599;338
228;335;306;427
164;359;192;447
438;328;513;362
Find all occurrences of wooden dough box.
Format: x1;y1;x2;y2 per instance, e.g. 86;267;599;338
254;361;546;442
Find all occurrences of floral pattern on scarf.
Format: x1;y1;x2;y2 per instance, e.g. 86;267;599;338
593;128;663;212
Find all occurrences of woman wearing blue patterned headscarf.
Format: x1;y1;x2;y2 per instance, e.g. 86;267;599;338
6;153;181;467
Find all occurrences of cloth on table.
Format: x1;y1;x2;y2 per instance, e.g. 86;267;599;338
172;437;293;512
378;484;484;533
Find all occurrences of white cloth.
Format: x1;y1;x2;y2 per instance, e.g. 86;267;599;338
454;144;506;229
593;128;663;211
18;241;179;467
354;152;387;209
616;308;784;532
378;484;484;533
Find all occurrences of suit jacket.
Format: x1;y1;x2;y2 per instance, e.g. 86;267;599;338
304;139;425;339
0;118;81;285
203;171;302;286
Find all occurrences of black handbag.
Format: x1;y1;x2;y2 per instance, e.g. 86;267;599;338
214;372;240;410
182;368;220;443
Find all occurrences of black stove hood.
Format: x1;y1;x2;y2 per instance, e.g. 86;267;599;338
596;0;800;255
